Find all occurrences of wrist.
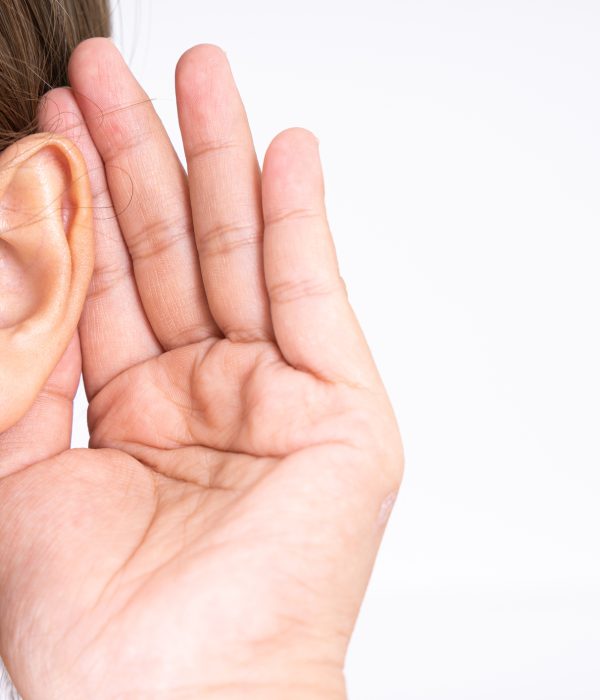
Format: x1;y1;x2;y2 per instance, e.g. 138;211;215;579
192;629;348;700
198;677;346;700
194;664;346;700
127;674;346;700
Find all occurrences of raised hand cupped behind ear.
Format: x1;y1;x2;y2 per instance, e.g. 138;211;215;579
0;39;403;700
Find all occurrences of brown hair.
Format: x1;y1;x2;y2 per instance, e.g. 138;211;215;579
0;0;111;153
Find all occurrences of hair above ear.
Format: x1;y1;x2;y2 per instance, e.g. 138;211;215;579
0;133;93;433
0;0;111;153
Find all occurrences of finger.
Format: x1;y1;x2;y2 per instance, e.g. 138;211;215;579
0;335;80;477
68;38;219;349
176;45;273;342
262;128;378;386
39;88;162;399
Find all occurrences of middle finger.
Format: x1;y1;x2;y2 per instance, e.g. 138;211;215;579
176;44;273;343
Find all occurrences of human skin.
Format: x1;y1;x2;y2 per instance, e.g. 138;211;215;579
0;39;403;700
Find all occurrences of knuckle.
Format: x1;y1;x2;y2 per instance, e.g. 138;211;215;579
264;207;322;228
99;109;156;163
127;213;193;262
268;275;343;306
198;220;262;259
185;138;238;164
86;258;132;301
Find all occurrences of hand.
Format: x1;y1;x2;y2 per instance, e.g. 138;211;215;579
0;39;403;700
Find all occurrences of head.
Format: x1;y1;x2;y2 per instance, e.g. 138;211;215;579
0;0;111;432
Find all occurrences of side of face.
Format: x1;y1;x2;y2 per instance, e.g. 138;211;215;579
0;133;93;432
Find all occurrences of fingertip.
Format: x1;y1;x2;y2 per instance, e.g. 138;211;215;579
176;44;228;82
37;87;66;123
69;36;116;69
264;128;321;176
68;37;123;92
177;43;227;68
38;87;76;130
263;128;324;212
37;89;88;149
266;127;319;158
175;44;232;112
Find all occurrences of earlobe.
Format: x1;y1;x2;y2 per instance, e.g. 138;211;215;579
0;133;93;433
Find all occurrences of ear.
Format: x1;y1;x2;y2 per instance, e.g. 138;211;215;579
0;134;93;433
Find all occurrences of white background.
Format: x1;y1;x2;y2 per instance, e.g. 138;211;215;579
69;0;600;697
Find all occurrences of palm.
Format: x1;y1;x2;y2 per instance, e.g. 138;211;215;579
4;339;391;698
0;41;402;699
